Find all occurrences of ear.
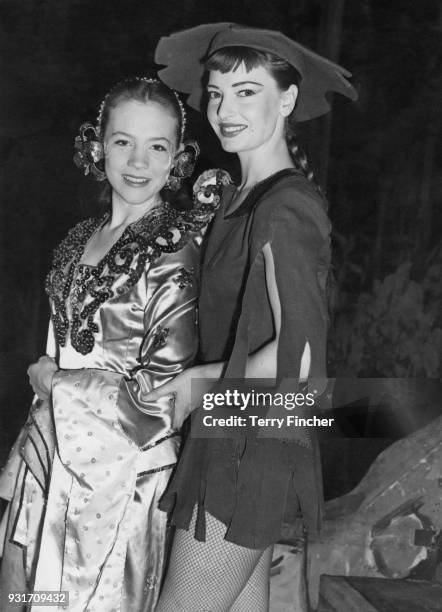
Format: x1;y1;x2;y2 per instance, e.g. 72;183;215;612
280;84;298;118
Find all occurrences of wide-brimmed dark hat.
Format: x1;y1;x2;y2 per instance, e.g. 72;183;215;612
155;23;358;122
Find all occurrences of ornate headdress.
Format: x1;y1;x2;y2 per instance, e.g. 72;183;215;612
155;23;358;122
73;77;195;187
96;77;187;141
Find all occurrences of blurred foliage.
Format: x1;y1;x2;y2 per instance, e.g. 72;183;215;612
329;245;442;377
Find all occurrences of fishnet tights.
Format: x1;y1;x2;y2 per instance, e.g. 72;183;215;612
156;509;272;611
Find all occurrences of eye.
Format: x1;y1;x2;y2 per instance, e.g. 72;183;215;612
114;138;131;146
237;89;256;97
207;90;221;100
151;143;167;152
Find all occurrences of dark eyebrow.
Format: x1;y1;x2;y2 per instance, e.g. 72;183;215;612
232;81;263;87
207;81;263;89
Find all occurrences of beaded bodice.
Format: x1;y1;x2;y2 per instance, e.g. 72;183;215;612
46;172;230;357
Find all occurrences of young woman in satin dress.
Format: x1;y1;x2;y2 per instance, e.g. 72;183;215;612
149;23;357;611
0;77;215;611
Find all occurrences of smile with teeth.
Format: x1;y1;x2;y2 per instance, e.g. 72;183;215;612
219;124;247;138
122;175;150;186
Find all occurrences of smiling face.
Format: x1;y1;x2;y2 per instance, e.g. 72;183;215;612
103;99;179;213
206;63;296;156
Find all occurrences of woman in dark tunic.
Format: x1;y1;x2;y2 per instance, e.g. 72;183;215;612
149;23;357;610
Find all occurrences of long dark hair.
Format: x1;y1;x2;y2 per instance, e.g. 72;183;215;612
205;47;317;184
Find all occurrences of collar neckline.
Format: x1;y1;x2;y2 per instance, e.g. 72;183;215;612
224;168;301;218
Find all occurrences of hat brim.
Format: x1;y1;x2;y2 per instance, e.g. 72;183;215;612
155;23;358;122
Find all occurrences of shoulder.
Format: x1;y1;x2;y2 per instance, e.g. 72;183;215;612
150;232;202;274
130;169;232;260
253;172;330;240
139;209;203;284
148;169;232;266
127;203;204;268
61;216;101;244
51;216;103;264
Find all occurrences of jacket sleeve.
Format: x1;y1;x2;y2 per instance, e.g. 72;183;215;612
115;234;201;446
258;181;331;385
225;177;331;385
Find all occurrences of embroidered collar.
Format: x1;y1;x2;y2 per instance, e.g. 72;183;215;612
46;188;228;355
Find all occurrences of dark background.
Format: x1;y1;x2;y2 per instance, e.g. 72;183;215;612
1;0;441;499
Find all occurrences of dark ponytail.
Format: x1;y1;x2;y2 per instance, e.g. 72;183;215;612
285;121;316;183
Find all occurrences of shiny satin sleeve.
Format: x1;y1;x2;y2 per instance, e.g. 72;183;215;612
116;234;201;446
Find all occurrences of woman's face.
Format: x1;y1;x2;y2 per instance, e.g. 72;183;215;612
206;63;295;155
103;99;178;211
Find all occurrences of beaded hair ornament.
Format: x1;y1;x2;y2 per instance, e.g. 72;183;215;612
73;76;198;189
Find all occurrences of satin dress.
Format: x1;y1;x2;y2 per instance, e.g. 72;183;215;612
0;196;222;611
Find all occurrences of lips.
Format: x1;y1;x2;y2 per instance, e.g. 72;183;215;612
122;174;150;187
219;123;247;138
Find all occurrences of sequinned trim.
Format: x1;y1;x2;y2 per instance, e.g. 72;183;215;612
137;463;176;477
143;574;160;592
45;217;102;355
151;326;169;349
173;267;194;289
193;169;232;208
45;174;230;356
141;430;180;452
